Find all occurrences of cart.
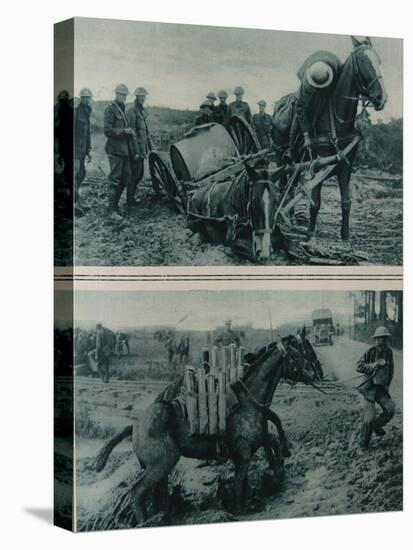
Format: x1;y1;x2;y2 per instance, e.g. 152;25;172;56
149;116;363;263
149;116;262;213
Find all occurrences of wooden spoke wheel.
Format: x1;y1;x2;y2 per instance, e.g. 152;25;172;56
149;152;185;213
226;115;261;156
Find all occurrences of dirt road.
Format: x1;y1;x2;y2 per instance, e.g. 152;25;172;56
57;160;402;266
69;336;402;530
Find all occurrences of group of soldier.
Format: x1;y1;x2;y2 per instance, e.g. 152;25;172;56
194;86;272;150
55;82;275;221
55;51;349;223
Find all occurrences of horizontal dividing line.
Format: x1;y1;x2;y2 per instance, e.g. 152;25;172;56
56;273;402;280
56;277;402;282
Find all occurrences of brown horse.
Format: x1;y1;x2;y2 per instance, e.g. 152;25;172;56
273;36;388;240
94;338;312;525
187;161;283;260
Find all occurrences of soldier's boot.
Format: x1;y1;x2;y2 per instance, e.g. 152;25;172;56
126;178;140;208
107;185;123;221
361;420;373;449
307;205;319;238
340;200;351;241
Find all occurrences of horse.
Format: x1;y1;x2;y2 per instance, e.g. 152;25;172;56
187;161;284;260
94;337;314;525
273;36;387;241
286;328;324;381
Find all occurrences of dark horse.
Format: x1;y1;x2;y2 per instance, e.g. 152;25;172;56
287;328;324;381
273;36;387;240
94;337;314;525
187;161;282;260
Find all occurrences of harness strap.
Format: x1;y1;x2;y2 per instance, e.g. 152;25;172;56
328;98;338;150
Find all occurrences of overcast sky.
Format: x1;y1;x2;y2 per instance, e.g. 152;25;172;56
72;18;402;120
54;289;354;331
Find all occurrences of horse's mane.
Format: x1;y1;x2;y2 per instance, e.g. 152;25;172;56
155;374;184;403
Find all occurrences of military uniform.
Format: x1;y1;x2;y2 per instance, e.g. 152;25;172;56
213;103;230;125
213;329;241;347
194;112;213;126
228;100;252;125
290;51;342;148
96;326;115;383
356;344;395;448
74;102;91;201
253;112;273;150
126;102;152;204
104;100;137;212
54;94;73;190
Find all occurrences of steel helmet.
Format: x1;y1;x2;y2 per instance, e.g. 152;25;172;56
258;99;267;107
306;61;334;88
79;87;93;97
218;90;228;99
373;326;391;339
200;100;212;109
234;86;245;95
114;83;129;94
57;90;70;101
207;91;217;100
134;86;148;96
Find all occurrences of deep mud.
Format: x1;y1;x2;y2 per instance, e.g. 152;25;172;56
54;160;402;266
67;337;403;531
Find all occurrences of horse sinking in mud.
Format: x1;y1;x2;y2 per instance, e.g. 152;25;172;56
273;36;388;241
94;337;320;525
187;161;286;261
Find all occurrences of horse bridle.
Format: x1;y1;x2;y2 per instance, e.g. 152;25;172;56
345;46;384;104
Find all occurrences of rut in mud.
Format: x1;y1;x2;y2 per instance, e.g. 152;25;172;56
61;165;402;267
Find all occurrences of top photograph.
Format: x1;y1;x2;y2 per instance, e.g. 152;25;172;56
54;18;403;267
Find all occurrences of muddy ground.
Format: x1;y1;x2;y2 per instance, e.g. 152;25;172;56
54;135;402;266
54;336;403;530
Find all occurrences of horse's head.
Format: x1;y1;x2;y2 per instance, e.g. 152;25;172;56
244;161;279;260
350;36;388;111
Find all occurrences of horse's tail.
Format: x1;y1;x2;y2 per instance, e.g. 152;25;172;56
94;425;133;472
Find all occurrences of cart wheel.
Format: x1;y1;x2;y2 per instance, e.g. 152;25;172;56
149;152;185;213
227;115;262;155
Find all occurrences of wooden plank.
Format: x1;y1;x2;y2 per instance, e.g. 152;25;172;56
217;370;227;436
207;374;218;435
197;367;208;435
184;366;199;436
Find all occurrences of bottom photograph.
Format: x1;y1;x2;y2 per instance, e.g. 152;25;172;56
54;288;403;531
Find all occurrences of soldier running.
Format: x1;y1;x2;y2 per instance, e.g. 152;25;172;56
74;88;93;215
212;90;230;125
126;87;153;208
356;326;395;449
228;86;252;125
103;84;138;221
253;100;273;150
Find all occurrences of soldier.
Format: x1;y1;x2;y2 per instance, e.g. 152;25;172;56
212;90;229;125
356;326;395;449
214;320;241;347
126;87;153;208
54;90;73;191
74;88;93;214
95;323;115;383
194;100;213;126
103;83;137;221
253;100;273;150
228;86;252;125
206;91;217;107
289;51;342;153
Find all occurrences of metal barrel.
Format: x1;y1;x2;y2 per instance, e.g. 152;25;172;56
170;123;239;182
